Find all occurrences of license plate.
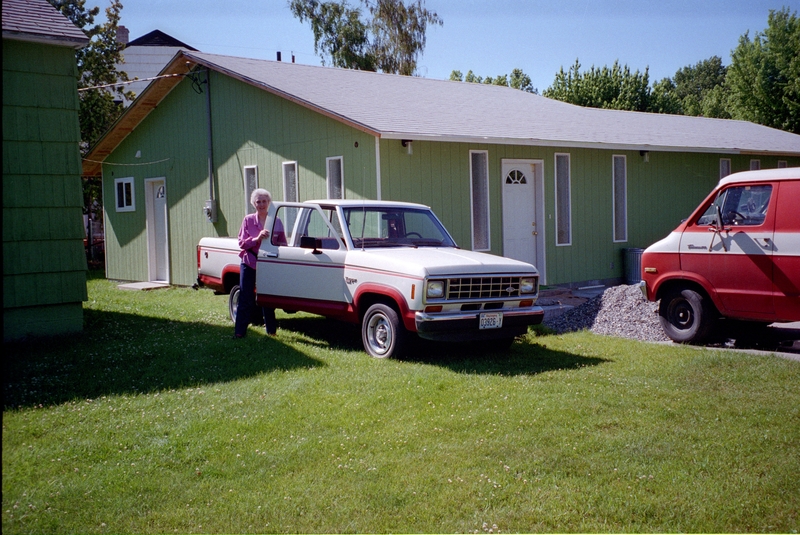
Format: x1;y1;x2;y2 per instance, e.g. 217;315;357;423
479;312;503;330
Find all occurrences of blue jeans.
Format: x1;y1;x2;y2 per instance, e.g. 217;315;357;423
234;264;277;337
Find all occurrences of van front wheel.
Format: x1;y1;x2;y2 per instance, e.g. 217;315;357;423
658;287;717;344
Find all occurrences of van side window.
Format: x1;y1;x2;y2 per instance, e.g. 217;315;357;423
696;185;772;227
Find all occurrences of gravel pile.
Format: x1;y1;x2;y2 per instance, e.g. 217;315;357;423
543;284;671;342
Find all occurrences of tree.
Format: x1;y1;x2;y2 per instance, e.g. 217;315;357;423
726;7;799;133
290;0;442;75
49;0;132;154
449;68;537;93
543;59;651;111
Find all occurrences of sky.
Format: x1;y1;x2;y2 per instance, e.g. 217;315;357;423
111;0;786;92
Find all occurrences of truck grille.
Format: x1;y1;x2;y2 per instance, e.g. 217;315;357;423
446;276;529;300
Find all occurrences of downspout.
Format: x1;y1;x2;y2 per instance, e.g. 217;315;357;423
204;68;217;223
374;135;382;200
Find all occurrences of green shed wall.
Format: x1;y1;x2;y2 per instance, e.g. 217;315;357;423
103;71;378;287
3;39;87;340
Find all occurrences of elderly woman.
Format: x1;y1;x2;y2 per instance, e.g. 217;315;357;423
234;188;280;338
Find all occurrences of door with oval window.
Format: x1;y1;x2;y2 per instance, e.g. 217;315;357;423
502;160;545;283
145;178;169;282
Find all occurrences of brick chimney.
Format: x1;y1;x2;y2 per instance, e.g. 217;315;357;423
117;25;129;45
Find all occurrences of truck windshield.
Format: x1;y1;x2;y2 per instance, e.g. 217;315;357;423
343;207;456;248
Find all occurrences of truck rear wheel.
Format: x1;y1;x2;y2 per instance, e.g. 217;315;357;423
228;285;264;326
362;303;405;358
658;287;717;344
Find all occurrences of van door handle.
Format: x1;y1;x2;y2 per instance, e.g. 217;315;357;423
756;237;771;248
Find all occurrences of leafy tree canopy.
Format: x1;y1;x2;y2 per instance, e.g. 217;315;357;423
290;0;441;75
543;59;651;112
726;7;799;133
449;68;537;93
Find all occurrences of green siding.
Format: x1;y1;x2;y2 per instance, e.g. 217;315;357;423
102;67;800;289
3;39;87;340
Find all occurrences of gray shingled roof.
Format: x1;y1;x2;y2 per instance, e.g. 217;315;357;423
2;0;88;47
186;51;800;155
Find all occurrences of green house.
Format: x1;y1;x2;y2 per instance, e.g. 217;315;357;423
3;0;89;341
83;50;800;290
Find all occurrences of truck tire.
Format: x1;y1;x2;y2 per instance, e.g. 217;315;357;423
228;285;264;326
658;287;717;344
362;303;405;358
229;285;241;323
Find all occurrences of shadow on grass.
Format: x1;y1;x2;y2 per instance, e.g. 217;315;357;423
277;316;609;376
3;309;324;409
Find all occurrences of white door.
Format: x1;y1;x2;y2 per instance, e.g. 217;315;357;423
502;160;545;282
145;178;169;282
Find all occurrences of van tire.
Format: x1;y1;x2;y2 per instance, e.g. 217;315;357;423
658;287;717;344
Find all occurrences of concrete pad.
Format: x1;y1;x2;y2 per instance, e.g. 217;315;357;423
117;281;170;291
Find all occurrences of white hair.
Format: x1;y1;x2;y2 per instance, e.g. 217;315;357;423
250;188;272;208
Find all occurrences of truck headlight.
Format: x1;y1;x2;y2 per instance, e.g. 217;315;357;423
520;277;536;294
426;280;445;299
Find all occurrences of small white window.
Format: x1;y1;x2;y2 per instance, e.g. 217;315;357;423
470;150;490;251
750;159;761;171
720;158;731;179
283;161;298;202
555;153;571;246
778;160;788;169
243;165;258;214
327;156;343;199
613;155;627;243
114;177;135;212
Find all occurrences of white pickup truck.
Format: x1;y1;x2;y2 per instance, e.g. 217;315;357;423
197;199;544;357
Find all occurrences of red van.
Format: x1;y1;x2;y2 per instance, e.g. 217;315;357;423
640;167;799;343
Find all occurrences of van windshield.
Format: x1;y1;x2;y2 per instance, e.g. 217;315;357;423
696;185;772;227
343;207;457;248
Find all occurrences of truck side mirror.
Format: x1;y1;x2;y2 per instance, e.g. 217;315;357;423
300;236;322;254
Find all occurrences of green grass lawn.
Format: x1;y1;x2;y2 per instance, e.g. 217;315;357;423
3;274;799;533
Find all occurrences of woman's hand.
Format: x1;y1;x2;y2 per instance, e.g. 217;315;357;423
258;229;270;241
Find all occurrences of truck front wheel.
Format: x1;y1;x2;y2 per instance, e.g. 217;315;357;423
362;303;406;358
229;285;241;323
658;287;717;344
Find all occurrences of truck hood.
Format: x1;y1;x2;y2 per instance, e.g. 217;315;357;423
346;247;538;277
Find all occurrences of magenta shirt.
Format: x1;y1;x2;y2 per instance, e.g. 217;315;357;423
238;213;285;270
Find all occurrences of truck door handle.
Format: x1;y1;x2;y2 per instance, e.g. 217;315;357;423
266;252;278;258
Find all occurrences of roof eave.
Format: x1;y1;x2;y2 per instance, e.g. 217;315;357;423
82;52;195;177
3;30;88;48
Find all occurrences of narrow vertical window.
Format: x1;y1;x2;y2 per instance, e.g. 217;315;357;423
470;150;490;250
327;156;343;199
720;158;731;179
750;159;761;171
114;177;135;212
613;155;627;243
283;161;298;202
777;160;788;169
243;165;258;214
555;153;571;246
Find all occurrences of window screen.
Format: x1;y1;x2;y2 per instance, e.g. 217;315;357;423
470;151;490;250
555;154;571;245
327;157;343;199
283;162;298;202
613;155;627;242
243;166;257;214
115;177;135;212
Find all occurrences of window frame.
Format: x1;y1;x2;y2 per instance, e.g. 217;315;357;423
612;155;628;243
326;156;344;199
469;150;490;251
777;160;788;169
555;153;572;246
750;159;761;171
114;176;135;212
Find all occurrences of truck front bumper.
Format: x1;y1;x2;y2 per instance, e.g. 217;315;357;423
414;307;545;342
